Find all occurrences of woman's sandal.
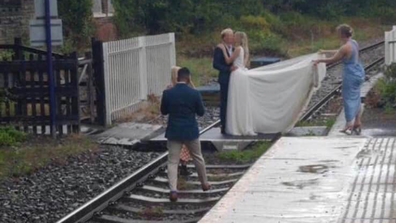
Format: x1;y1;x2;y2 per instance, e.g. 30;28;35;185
339;127;354;135
353;125;362;135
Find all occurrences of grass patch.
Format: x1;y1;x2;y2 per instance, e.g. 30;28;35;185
177;177;196;190
0;126;27;147
0;134;97;179
207;174;230;181
177;56;218;87
296;117;336;129
139;206;163;217
216;141;271;164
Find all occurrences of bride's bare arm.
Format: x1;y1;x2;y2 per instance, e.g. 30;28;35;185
218;44;241;64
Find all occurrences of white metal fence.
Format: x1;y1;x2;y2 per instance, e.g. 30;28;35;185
385;26;396;66
102;33;176;125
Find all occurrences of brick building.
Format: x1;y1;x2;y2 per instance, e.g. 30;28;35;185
0;0;35;44
0;0;117;45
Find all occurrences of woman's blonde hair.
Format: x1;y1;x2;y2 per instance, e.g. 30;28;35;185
235;31;250;66
170;66;195;88
336;24;354;38
171;66;180;85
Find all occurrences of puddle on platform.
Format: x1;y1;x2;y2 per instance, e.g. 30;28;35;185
356;149;383;159
299;164;330;174
282;178;319;189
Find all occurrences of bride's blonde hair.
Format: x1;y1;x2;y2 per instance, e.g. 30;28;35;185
235;32;250;66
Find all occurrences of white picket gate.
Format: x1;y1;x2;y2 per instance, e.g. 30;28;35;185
385;26;396;66
102;33;176;125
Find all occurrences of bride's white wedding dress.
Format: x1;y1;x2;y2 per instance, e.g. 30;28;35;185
225;47;256;136
225;48;327;136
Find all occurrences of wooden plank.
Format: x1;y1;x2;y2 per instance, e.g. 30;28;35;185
55;66;63;135
37;55;46;134
29;54;38;134
70;52;80;133
86;52;95;123
3;59;11;119
0;60;77;72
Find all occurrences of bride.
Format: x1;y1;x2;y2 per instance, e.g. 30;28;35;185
218;32;256;136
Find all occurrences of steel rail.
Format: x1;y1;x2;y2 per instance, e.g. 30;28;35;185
57;41;384;223
57;120;221;223
300;56;385;121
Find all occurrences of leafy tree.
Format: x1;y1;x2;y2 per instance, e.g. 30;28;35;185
58;0;94;48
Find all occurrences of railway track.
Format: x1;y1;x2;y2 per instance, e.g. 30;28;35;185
57;41;385;223
300;41;385;122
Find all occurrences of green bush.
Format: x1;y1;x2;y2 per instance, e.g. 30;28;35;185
240;15;269;29
0;126;26;147
58;0;94;49
376;63;396;108
0;50;14;61
248;30;285;54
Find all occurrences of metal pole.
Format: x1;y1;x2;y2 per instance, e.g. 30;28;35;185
45;0;56;138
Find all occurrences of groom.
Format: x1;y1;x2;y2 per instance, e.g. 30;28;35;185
213;28;237;134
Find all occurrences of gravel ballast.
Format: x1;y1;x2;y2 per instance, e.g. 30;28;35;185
0;146;160;223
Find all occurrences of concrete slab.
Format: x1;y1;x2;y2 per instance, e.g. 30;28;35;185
199;137;372;223
328;72;384;137
95;123;162;146
149;127;276;151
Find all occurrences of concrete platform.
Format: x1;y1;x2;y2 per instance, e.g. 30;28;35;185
329;72;384;137
200;137;396;223
147;127;277;151
95;123;162;146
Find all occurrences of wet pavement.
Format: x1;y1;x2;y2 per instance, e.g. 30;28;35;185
199;137;396;223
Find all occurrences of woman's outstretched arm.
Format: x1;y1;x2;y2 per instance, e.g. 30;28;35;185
319;49;339;54
219;44;241;64
314;45;349;65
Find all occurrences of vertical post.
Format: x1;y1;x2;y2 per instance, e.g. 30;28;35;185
91;38;107;126
13;38;22;59
85;52;95;123
169;33;176;66
139;36;148;100
45;0;56;138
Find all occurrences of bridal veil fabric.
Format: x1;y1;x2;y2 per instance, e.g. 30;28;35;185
226;53;327;135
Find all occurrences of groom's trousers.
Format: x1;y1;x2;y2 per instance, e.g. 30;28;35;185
167;139;208;191
219;80;229;131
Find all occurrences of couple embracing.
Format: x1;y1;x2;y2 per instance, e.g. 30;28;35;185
213;28;255;136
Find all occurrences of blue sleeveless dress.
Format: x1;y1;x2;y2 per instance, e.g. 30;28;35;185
342;39;365;122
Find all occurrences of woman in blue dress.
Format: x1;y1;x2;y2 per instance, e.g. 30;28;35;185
313;24;365;135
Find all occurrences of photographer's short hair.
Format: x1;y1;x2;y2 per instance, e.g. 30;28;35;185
177;67;190;81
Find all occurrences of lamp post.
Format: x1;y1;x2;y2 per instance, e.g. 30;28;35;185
44;0;56;138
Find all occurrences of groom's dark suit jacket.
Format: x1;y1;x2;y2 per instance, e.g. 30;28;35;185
213;46;232;84
161;83;205;141
213;45;232;130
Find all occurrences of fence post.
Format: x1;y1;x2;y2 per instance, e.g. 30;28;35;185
385;31;390;66
13;38;22;60
91;38;107;126
393;28;396;65
85;51;95;124
139;36;148;100
169;33;176;66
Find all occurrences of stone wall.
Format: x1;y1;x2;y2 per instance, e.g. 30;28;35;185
0;0;35;44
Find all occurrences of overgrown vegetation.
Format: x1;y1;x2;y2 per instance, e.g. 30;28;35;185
216;141;271;164
58;0;94;52
296;117;336;129
373;63;396;110
0;126;26;147
0;134;97;179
